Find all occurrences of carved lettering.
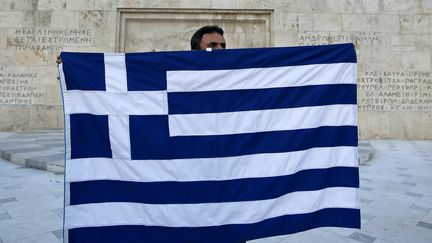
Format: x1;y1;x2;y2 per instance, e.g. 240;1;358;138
0;68;45;105
358;70;432;112
299;32;380;47
8;28;92;52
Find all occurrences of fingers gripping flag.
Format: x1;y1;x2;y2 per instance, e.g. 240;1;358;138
59;44;360;243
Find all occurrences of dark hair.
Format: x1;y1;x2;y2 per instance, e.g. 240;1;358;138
190;25;224;50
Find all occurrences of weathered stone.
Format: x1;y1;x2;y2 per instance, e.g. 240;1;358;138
28;105;62;130
312;13;342;31
342;14;372;32
402;52;431;70
117;9;272;52
0;0;430;139
0;105;30;131
370;14;400;32
37;0;67;10
400;15;431;33
50;11;80;28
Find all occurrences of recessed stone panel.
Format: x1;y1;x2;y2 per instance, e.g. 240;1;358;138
116;9;273;52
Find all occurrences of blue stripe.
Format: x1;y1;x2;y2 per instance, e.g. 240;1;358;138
161;43;356;71
61;52;106;91
68;208;361;243
168;84;356;114
130;119;358;160
70;167;359;205
62;44;355;92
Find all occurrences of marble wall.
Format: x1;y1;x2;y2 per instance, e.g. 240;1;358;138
0;0;430;139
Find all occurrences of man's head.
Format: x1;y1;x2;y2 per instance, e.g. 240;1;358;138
190;25;226;50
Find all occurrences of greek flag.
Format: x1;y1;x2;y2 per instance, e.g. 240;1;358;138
59;44;360;243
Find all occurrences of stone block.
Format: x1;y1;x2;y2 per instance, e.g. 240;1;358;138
422;0;432;12
342;14;372;31
268;0;298;11
0;29;7;49
0;0;11;10
401;51;431;70
50;11;80;28
372;51;402;69
298;0;379;13
414;33;432;51
78;10;109;29
233;0;297;10
386;34;416;51
37;0;67;10
274;12;299;31
47;160;65;173
312;13;342;31
297;13;314;30
0;105;30;131
400;15;431;33
76;10;112;49
28;105;61;130
117;0;182;8
24;10;52;28
5;48;50;66
32;66;59;86
359;111;432;139
178;0;211;8
342;0;382;13
25;158;47;170
298;0;330;12
65;0;95;10
0;11;31;28
356;50;374;69
207;0;236;8
44;84;62;105
93;0;115;10
382;0;423;14
370;14;400;32
2;0;38;11
274;31;298;47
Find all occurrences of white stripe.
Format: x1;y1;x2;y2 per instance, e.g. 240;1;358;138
104;54;127;92
169;104;357;136
63;91;167;115
109;116;131;159
65;187;359;229
66;146;357;182
167;63;356;92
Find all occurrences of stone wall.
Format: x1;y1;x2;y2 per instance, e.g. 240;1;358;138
0;0;430;139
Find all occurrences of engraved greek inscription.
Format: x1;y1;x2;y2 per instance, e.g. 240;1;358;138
8;28;92;52
0;70;45;105
358;70;432;112
299;32;380;46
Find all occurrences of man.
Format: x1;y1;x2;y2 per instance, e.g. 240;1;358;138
56;25;226;64
190;25;226;50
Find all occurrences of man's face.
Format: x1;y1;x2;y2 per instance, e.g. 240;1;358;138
199;32;226;50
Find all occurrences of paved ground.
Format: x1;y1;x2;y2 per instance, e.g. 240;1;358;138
0;132;431;242
0;159;63;243
0;130;64;173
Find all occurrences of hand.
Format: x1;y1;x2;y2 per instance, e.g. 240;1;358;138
56;55;62;64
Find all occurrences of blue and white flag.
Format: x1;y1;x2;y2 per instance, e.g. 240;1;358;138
59;44;360;243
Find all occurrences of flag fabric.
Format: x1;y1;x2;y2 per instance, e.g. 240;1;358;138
59;43;360;243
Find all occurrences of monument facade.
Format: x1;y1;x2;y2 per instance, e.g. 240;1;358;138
0;0;431;139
